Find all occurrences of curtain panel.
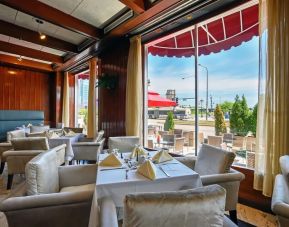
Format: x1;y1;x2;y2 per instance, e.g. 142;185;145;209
125;36;143;137
62;72;70;127
254;0;289;196
87;58;97;139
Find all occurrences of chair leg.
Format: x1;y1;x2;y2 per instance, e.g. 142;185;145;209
0;162;5;174
229;210;238;224
7;174;14;190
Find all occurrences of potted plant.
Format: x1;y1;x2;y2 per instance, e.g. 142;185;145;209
96;73;118;90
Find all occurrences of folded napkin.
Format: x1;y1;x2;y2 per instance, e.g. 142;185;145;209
137;160;156;180
99;153;122;167
130;146;146;158
152;150;173;164
46;131;60;139
64;130;76;137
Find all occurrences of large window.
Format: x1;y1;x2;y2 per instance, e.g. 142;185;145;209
145;2;259;169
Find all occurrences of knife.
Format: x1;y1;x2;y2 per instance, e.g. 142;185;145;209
100;167;126;171
159;166;170;177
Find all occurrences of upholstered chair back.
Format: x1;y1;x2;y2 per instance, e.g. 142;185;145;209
30;125;50;133
11;137;49;150
280;155;289;181
64;127;83;134
108;136;140;153
25;150;59;195
195;144;235;176
123;185;226;227
7;129;26;142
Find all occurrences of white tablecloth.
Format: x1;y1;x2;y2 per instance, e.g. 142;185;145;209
48;133;84;162
89;152;202;226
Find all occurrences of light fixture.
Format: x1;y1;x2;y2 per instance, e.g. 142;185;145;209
34;18;46;40
17;56;22;62
8;71;16;75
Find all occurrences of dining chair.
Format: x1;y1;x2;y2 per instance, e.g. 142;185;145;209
158;131;169;138
207;135;223;148
174;137;185;154
108;136;140;153
223;133;234;144
147;139;154;149
147;128;155;136
122;184;237;227
176;144;245;224
173;128;183;137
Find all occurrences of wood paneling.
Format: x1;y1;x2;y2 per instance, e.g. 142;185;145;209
0;65;54;124
98;38;130;139
232;166;272;213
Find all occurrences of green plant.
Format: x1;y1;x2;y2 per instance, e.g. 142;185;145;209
247;103;258;136
164;111;175;131
96;73;118;90
214;104;227;136
230;95;250;136
220;101;234;113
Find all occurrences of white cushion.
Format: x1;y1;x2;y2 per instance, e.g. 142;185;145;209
195;144;235;176
30;125;50;133
25;150;59;195
280;155;289;181
60;184;95;193
7;129;25;142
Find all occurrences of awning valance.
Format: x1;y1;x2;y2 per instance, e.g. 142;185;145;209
148;2;258;58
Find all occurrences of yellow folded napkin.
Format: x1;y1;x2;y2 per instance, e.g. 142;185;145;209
130;146;146;158
65;130;76;137
152;150;173;164
99;153;122;167
137;160;156;180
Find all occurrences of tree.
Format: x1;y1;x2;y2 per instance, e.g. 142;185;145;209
220;101;234;114
247;103;258;136
230;95;250;135
214;104;227;135
164;111;175;131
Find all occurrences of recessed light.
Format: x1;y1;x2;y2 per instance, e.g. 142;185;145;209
39;33;46;40
8;71;16;75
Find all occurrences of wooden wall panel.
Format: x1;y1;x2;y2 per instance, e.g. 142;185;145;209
69;73;75;127
0;65;53;124
98;38;130;139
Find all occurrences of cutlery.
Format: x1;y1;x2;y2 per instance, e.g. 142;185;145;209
100;167;126;171
159;166;170;177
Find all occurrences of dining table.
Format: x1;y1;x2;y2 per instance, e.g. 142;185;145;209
88;151;202;226
48;133;84;163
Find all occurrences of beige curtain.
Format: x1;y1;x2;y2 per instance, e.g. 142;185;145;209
87;58;97;138
254;0;289;197
62;72;70;127
126;35;143;136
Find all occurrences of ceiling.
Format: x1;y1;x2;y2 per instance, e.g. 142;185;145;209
0;0;248;71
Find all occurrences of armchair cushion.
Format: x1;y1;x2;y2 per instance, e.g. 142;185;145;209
7;130;26;142
175;156;196;170
11;137;49;151
25;150;59;195
123;185;226;227
195;144;235;176
280;155;289;181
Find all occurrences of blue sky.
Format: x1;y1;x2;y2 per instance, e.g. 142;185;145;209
148;36;259;108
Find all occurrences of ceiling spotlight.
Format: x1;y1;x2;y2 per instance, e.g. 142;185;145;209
17;56;22;62
39;32;46;40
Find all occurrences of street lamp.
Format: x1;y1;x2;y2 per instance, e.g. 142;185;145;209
198;64;209;120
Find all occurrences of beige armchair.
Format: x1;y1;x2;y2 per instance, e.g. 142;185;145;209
122;185;237;227
72;137;105;163
0;129;26;174
0;150;116;227
176;144;245;224
272;155;289;227
3;137;66;189
108;136;140;153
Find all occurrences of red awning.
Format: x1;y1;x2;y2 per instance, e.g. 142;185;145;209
148;91;176;107
78;74;89;80
148;1;258;57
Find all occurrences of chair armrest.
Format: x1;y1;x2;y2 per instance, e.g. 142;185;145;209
73;142;102;147
3;150;44;158
272;174;289;219
100;197;118;227
59;164;97;188
175;156;197;170
0;190;93;212
201;168;245;185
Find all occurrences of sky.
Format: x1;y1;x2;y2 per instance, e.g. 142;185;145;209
148;36;259;108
